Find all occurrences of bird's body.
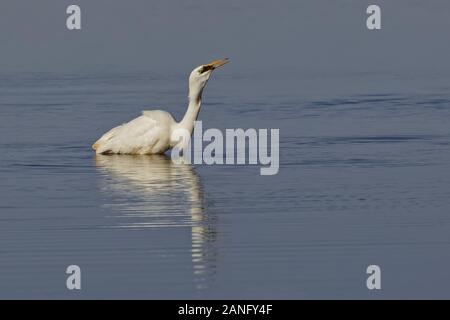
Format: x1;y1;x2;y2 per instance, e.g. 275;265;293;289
93;110;176;155
93;59;229;155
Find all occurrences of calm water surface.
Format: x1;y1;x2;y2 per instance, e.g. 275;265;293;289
1;70;450;298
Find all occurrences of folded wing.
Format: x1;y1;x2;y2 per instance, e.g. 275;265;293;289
93;111;173;155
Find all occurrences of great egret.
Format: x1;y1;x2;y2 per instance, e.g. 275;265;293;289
92;58;229;155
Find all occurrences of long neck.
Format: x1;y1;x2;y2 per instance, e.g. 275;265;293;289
179;87;203;135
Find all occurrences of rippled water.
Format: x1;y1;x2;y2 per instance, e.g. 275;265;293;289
1;70;450;299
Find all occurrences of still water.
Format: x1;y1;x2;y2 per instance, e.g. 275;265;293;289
0;70;450;299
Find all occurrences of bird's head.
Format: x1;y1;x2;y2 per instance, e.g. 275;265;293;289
189;58;229;99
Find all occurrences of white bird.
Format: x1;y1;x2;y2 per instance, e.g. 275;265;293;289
92;58;229;155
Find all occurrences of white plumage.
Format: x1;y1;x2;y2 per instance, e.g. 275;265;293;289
93;59;229;155
93;111;175;155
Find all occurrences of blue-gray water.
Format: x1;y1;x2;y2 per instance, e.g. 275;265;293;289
1;70;450;299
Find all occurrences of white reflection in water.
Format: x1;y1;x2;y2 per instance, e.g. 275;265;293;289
95;155;216;289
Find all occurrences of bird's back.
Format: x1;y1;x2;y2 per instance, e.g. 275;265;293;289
93;110;176;155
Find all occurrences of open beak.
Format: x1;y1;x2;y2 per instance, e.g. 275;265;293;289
205;58;230;70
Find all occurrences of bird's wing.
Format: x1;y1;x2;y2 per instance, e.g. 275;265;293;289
93;114;167;154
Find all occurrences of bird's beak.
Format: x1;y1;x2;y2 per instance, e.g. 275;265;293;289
205;58;230;70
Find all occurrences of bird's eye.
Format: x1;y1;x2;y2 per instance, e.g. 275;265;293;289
198;66;212;74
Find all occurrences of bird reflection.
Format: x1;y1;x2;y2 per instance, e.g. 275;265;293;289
95;154;216;289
